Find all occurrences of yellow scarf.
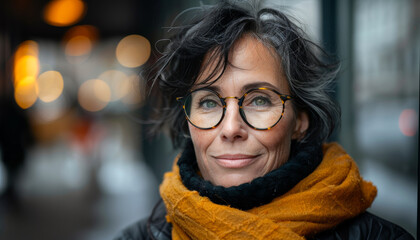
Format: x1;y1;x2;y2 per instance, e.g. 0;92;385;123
160;143;377;239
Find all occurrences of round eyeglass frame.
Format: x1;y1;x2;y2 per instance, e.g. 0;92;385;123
176;87;293;130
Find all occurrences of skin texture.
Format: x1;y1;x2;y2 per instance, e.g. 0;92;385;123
189;35;309;187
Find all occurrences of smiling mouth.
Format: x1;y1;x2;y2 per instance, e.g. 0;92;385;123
213;154;260;168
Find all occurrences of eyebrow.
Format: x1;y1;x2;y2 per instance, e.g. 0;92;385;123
240;82;280;92
203;81;281;95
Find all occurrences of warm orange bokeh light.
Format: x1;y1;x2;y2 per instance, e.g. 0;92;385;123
399;109;418;137
14;76;39;109
63;25;99;58
65;35;92;56
64;25;99;41
13;40;40;109
78;79;111;112
14;41;40;85
98;70;130;101
44;0;85;27
14;55;40;85
14;41;39;60
116;35;151;68
37;71;65;103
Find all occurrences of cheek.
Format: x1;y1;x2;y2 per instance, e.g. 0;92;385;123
257;127;290;151
188;124;218;180
267;118;294;144
188;124;214;156
256;114;296;162
189;124;203;147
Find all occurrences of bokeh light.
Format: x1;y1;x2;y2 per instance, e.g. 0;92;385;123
14;40;39;59
64;25;99;41
13;40;40;109
65;36;92;56
14;41;40;85
121;74;144;106
78;79;111;112
43;0;85;27
399;109;418;137
37;71;65;103
116;35;151;68
14;76;39;109
14;55;40;85
63;25;99;58
98;70;130;101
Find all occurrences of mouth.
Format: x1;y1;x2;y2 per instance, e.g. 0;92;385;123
213;154;260;168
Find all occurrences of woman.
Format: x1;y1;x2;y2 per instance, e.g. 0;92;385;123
115;2;414;239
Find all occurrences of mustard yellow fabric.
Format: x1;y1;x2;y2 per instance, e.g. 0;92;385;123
160;142;377;240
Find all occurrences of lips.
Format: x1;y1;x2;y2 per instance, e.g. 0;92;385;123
213;154;259;168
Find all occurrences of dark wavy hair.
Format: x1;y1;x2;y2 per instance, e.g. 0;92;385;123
145;1;340;148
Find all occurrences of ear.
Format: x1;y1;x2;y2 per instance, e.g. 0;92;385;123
292;111;309;140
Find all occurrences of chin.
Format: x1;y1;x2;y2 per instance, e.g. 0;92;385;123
213;173;256;187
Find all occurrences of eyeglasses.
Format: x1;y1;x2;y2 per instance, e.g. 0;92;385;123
176;87;292;130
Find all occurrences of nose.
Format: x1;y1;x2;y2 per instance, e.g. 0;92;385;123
220;98;248;142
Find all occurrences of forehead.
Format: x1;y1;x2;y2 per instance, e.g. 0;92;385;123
196;35;289;93
229;36;280;70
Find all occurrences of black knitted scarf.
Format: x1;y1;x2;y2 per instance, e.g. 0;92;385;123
178;140;323;210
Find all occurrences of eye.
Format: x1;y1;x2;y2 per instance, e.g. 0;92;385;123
251;96;270;106
200;99;218;109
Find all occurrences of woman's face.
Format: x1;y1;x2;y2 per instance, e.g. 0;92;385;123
189;36;309;187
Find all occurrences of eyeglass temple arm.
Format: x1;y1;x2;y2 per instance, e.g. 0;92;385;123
280;94;293;101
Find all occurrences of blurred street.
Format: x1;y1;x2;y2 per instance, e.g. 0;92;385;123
0;143;161;240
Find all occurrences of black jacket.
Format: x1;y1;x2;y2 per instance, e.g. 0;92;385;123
113;200;414;240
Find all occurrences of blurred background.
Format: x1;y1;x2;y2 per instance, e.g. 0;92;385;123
0;0;418;239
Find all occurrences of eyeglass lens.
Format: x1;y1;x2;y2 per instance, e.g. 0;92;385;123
183;89;284;129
